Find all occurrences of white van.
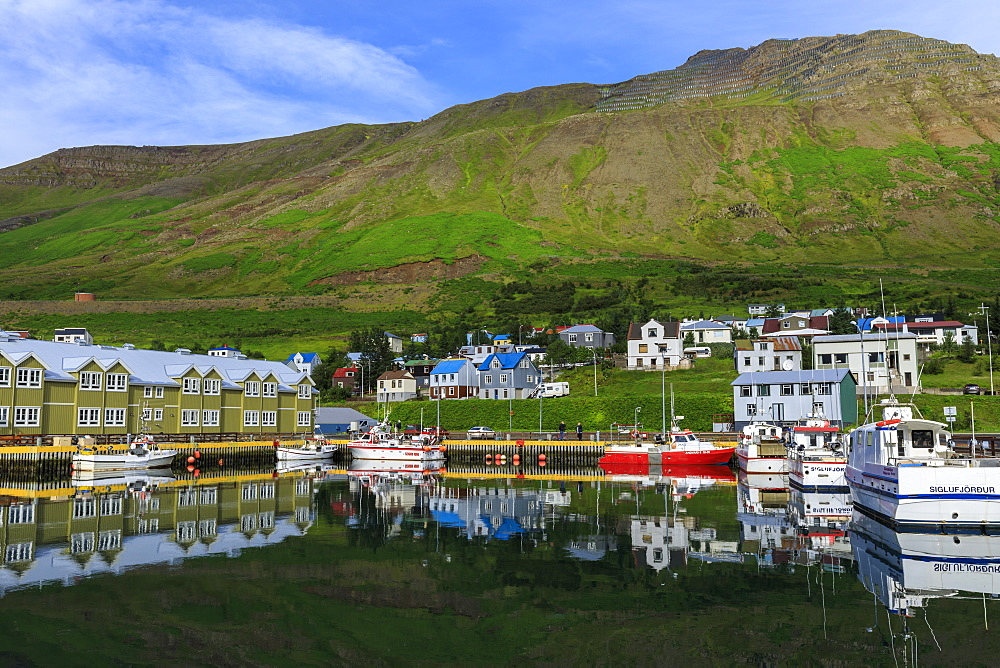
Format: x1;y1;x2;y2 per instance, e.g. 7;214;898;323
683;346;712;358
540;382;570;397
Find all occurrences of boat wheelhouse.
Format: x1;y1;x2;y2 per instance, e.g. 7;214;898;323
786;416;847;490
736;422;787;473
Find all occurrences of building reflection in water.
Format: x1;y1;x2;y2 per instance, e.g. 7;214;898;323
0;470;319;595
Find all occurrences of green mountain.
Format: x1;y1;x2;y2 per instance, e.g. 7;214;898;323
2;29;1000;312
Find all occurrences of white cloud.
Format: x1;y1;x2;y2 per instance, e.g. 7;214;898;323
0;0;440;167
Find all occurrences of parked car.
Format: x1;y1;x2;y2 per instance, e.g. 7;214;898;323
964;383;981;395
466;426;496;439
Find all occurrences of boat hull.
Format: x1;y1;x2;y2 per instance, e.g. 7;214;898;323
276;446;337;461
736;448;788;474
349;445;445;461
72;451;177;471
847;461;1000;528
787;456;847;490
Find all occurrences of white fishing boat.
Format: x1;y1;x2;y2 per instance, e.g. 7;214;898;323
735;421;787;473
348;423;446;462
72;435;177;471
785;415;847;490
276;437;338;461
71;468;176;489
846;399;1000;528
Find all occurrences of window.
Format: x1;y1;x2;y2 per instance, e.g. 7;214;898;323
568;334;577;343
181;410;199;427
816;383;832;395
800;383;812;394
107;373;127;392
585;333;594;342
155;386;164;399
78;408;101;427
244;411;259;427
204;379;220;395
499;374;508;384
758;356;765;366
502;389;508;399
15;368;41;388
638;344;648;353
142;408;152;421
780;384;793;396
104;408;126;427
79;371;102;391
484;375;492;384
756;384;771;396
834;353;847;364
0;406;7;427
297;411;311;427
519;359;530;368
203;410;220;427
743;357;751;367
0;367;9;387
491;359;500;369
263;382;277;398
297;384;310;399
182;377;201;394
244;381;260;397
818;354;832;365
868;352;884;364
747;404;757;415
8;504;33;524
154;409;163;421
449;374;455;382
262;411;277;427
526;375;533;383
903;354;911;361
448;387;455;396
143;386;154;398
647;328;657;337
739;386;751;397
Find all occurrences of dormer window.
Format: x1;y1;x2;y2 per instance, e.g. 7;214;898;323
648;328;657;337
491;359;500;369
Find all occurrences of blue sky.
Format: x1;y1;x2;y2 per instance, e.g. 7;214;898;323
1;0;999;168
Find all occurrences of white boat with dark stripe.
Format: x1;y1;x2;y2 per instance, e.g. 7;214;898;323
846;399;1000;528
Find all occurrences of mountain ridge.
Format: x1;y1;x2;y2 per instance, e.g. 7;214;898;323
1;30;999;306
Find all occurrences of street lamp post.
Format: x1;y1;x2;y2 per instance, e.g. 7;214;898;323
981;303;995;396
592;348;598;397
634;406;641;437
660;348;667;438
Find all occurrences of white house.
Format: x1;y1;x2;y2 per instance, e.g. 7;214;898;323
734;337;802;373
384;332;404;354
284;352;321;376
54;328;93;345
680;320;733;345
626;320;682;369
812;332;920;394
874;320;978;354
376;370;417;402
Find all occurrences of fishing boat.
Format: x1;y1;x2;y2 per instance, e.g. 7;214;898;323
276;437;338;461
785;415;847;490
71;468;176;489
846;399;1000;528
72;434;177;471
348;422;446;462
735;421;787;474
599;427;735;466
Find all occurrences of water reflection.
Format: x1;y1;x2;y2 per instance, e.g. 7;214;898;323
0;468;320;595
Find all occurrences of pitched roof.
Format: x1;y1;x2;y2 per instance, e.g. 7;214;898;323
680;320;730;331
769;336;802;351
561;324;604;333
477;351;530;371
875;320;967;330
731;369;856;385
377;370;413;381
285;352;319;363
431;358;473;375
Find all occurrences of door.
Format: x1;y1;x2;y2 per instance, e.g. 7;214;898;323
771;403;784;422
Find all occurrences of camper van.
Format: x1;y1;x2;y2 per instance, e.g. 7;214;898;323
683;346;712;359
540;382;570;398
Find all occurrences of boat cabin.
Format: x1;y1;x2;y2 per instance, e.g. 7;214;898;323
849;411;952;467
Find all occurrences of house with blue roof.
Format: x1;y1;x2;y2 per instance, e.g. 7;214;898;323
285;352;321;376
429;358;479;399
680;320;733;344
477;351;540;400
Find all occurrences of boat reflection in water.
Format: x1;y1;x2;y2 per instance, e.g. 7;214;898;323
851;509;1000;617
0;469;320;595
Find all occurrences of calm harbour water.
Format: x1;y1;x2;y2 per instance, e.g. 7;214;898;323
0;463;997;666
